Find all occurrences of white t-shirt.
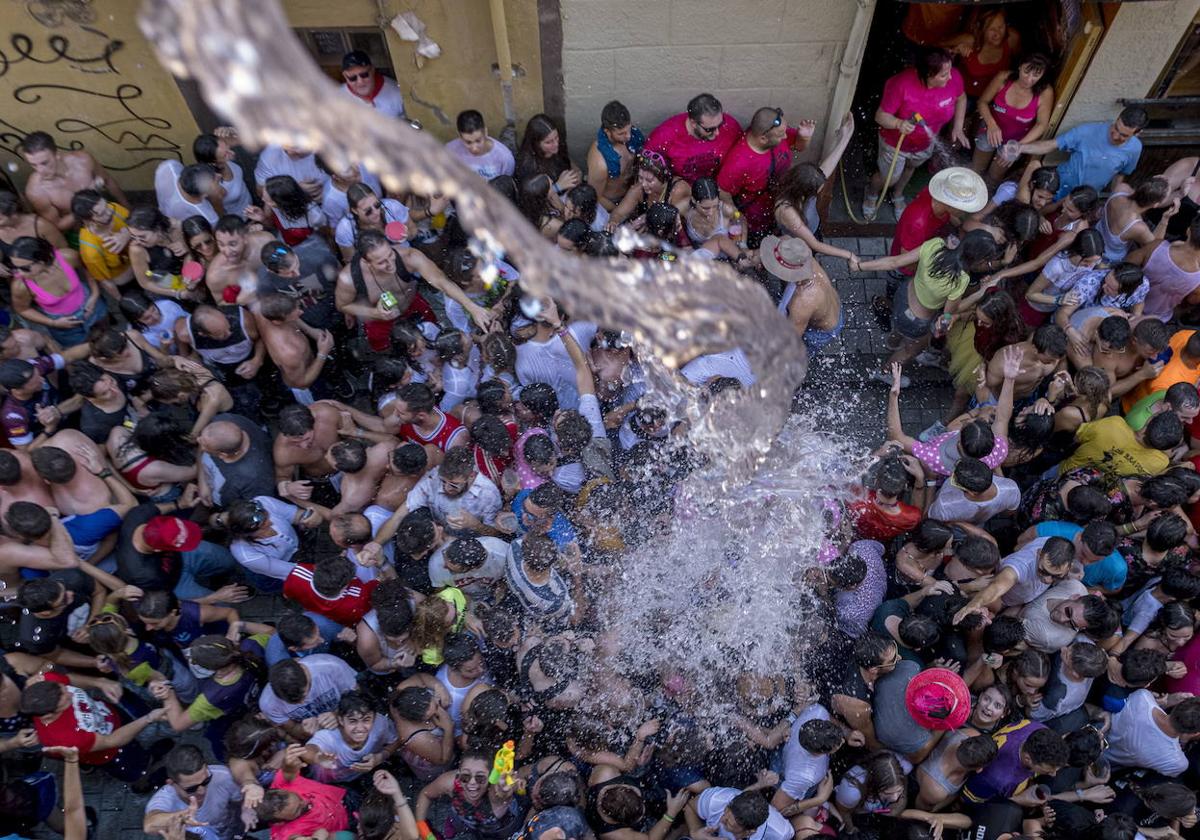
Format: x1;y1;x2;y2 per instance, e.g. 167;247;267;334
441;346;482;413
428;535;511;602
335;198;410;249
346;505;395;580
219;160;252;218
321;167;384;231
781;703;832;800
1001;537;1053;607
1106;689;1188;776
1123;579;1167;635
154;160;219;224
341;76;406;119
680;348;757;388
140;299;187;353
445;137;515;180
835;757;914;812
1031;650;1094;722
927;476;1021;525
145;764;242;839
1020;578;1088;653
515;322;599;411
230;496;301;580
306;714;397;782
254;146;330;191
258;654;357;723
696;786;794;840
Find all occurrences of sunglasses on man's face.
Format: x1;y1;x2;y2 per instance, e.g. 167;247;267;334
179;771;212;794
344;71;371;82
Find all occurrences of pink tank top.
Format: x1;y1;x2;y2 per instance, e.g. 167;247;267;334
21;250;86;315
1142;240;1200;321
989;80;1039;142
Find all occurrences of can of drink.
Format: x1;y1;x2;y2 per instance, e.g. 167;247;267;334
379;290;398;311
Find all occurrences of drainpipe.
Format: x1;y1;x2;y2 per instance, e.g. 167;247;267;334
489;0;519;150
822;0;877;154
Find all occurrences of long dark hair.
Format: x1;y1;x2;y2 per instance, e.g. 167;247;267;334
265;175;313;220
131;410;197;465
516;114;570;182
1008;52;1054;95
929;230;1000;281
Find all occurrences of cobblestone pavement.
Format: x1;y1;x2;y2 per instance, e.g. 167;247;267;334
55;234;953;840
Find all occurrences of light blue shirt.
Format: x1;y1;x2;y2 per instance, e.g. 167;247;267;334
1035;520;1127;591
1054;121;1141;199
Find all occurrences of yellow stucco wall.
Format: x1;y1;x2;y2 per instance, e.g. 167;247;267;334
0;0;201;192
0;0;543;194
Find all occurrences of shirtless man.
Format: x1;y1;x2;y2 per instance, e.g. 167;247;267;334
204;215;276;303
273;401;347;506
1085;318;1168;400
376;442;428;512
254;293;334;405
325;424;397;515
585;101;642;213
1064;311;1130;373
19;132;127;234
761;237;843;359
0;449;55;516
985;324;1068;402
0;325;70;361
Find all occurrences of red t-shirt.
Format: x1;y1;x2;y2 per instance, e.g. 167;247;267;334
879;67;964;153
282;564;377;626
716;128;798;233
890;187;951;276
848;492;923;542
267;769;349;840
400;408;467;453
646;112;743;184
32;672;122;764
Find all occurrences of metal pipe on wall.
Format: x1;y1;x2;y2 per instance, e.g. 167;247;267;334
823;0;877;153
489;0;519;148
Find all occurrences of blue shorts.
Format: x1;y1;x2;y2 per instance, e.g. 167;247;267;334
803;307;845;357
62;508;123;560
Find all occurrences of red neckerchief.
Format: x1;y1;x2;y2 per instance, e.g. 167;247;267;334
348;73;385;104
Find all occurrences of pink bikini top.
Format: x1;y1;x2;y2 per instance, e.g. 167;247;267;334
20;250;85;315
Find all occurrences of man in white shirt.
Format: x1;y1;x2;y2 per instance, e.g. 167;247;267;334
1105;690;1200;777
680;348;757;389
393;446;503;539
340;50;406;119
143;745;244;840
154;160;220;224
446;110;514;181
429;536;510;603
1021;579;1120;653
259;654;357;741
688;779;794;840
777;705;843;814
254;145;329;202
928;457;1020;525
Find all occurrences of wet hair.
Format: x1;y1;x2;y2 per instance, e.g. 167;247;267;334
1029;166;1060;197
277;612;318;649
396;382;436;414
1032;323;1068;358
1067;186;1101;216
1063;726;1104;767
1066;640;1109;677
1168;697;1200;732
261;241;294;273
1041;535;1076;569
686;93;723;121
127;205;171;234
179;163;215;197
566;184;598;225
441;445;475;480
392;686;435;721
1140;474;1189;508
557;218;590;246
1023;727;1068;768
29;446;76;484
9;236;55;266
372;356;410;402
581;229;620;257
873;457;910;497
1137;783;1197;820
1071;366;1110;423
0;451;19;486
599;785;645;826
852;633;897;669
67;360;111;398
911;518;953;553
1096;316;1131;348
1146;513;1188;552
1144;410;1184;451
312;555;356;597
456;109;485;135
522;533;559;573
268;659;309;703
645;202;680;239
1107;262;1145;296
18;131;57;156
446;538;488;571
959;420;995;459
6;501;50;540
958;733;999;769
523;433;556;468
797;719;845;754
222;715;280;761
601;100;632;129
19;680;64;716
898;614;941;650
953;457;992;494
1080;520;1116;556
957;535;1000;571
1132;177;1169;208
471;415;513;459
691;177;720;204
1008;52;1053;93
442;632;479;669
916;47;954;86
728;790;770;833
518;174;554;225
776;162;827;209
1167;466;1200;499
192;133;220;164
829;553;868;588
1071;228;1104;260
134;590;178;621
391;441;428;475
189;634;248;671
18;577;64;613
337;690;374;719
394;511;437;558
1121;649;1166;686
1161;565;1200;600
519;382;559;423
1118;106;1149;131
132;411;196;466
70;188;106;223
359;792;398;840
165;744;206;781
1080;596;1120;640
265;175;312;220
277;403;316;437
982;615;1025;653
0;191;22;217
215;214;248;235
257;292;297;321
993;202;1041;246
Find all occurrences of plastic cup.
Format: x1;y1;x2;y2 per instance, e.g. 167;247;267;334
181;260;204;283
384;221;408;242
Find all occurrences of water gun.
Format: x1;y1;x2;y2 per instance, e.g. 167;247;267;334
417;820;436;840
489;739;516;786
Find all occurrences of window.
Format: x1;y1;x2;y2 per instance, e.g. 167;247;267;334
294;28;395;84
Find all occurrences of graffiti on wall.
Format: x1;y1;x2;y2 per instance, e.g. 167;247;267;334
0;3;183;188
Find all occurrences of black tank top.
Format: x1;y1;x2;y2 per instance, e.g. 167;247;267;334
147;243;183;276
350;250;418;304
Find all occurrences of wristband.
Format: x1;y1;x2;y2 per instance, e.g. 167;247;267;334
96;469;113;479
661;814;675;824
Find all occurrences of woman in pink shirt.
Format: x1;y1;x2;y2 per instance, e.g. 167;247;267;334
864;48;968;221
974;53;1055;183
9;235;105;347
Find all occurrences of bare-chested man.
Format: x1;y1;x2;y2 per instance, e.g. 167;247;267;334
1076;316;1168;400
0;449;55;516
273;401;347;506
204;215;276;303
254;293;333;405
19;131;127;234
376;441;429;512
985;324;1068;402
761;237;843;359
326;439;389;515
585;101;642;213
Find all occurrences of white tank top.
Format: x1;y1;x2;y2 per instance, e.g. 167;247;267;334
435;663;483;735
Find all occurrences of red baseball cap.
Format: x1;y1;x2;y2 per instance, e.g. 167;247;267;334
142;516;202;552
905;667;971;730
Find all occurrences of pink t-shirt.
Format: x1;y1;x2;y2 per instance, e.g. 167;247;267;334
268;770;349;840
912;430;1009;477
646;112;743;184
989;81;1040;143
879;67;964;153
514;426;550;490
716;127;798;233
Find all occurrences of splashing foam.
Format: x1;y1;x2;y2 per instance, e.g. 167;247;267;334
138;0;859;706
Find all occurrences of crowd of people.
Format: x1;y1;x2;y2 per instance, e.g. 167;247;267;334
1;13;1200;840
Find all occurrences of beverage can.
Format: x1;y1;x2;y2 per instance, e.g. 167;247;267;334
379;291;398;311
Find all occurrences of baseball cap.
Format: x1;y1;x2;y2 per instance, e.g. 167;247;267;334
341;50;372;71
905;666;971;730
142;516;203;552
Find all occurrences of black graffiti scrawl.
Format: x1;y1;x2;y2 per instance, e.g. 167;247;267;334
0;1;182;181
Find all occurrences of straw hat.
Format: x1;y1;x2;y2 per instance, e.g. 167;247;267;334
928;167;988;213
759;235;814;283
905;667;971;730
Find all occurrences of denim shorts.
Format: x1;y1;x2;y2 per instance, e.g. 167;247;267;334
891;282;934;340
877;133;934;177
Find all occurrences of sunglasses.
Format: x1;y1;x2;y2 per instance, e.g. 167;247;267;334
180;771;212;794
344;71;371;82
697;121;721;136
457;772;489;785
769;108;783;129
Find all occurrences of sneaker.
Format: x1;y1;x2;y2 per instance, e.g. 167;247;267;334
919;420;948;442
915;348;948;369
862;192;881;222
892;193;909;217
868;368;909;388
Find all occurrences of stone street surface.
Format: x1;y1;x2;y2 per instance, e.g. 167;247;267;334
63;234;953;840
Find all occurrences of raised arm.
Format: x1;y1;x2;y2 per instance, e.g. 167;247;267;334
887;363;919;452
